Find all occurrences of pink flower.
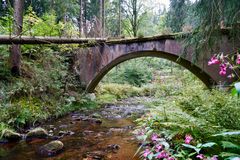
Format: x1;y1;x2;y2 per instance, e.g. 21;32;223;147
185;134;193;144
219;70;227;76
220;63;227;70
138;129;145;136
219;63;227;76
143;149;151;157
155;145;163;152
196;154;205;159
211;155;218;160
229;64;233;70
208;55;220;65
237;54;240;64
157;150;168;159
167;157;175;160
227;74;234;79
151;133;158;141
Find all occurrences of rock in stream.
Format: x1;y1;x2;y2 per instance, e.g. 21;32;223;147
1;130;22;142
26;127;48;140
37;140;64;157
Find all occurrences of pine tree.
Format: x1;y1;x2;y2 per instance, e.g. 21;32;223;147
166;0;189;32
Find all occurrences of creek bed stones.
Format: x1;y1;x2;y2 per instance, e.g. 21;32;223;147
83;151;105;160
1;130;22;142
71;115;102;124
26;127;49;140
101;104;149;119
83;144;121;160
37;140;64;157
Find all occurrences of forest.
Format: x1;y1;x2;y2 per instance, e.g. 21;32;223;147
0;0;240;160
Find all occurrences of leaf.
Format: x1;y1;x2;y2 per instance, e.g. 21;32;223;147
145;129;153;137
227;157;240;160
212;131;240;137
166;131;178;140
188;152;197;157
221;141;240;150
196;143;202;148
182;144;201;153
159;141;170;150
220;152;240;158
147;153;154;160
231;88;238;96
201;142;217;148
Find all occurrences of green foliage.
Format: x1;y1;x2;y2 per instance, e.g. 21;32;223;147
0;5;78;37
184;0;240;60
96;83;142;103
0;123;10;136
23;7;78;37
0;9;13;34
123;66;151;87
133;69;240;159
166;0;191;32
0;3;100;136
178;88;240;130
212;131;240;137
102;58;177;87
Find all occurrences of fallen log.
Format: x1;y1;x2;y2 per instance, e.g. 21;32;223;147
0;35;106;45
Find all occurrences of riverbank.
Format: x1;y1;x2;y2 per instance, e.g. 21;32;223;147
0;44;98;134
0;98;150;159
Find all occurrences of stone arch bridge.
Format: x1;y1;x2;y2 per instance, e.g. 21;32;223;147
73;34;236;92
0;34;236;92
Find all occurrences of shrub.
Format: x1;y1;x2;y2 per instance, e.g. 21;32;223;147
96;83;142;102
177;89;240;130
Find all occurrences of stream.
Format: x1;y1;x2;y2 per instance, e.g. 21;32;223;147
0;99;149;160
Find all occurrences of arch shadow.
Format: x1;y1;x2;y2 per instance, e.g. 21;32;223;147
86;51;216;92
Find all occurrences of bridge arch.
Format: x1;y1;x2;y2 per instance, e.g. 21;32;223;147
75;36;233;92
86;50;216;92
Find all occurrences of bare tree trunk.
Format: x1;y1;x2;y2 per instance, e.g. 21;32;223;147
133;0;137;37
118;0;121;36
100;0;105;37
51;0;54;9
79;0;83;37
83;0;87;37
220;0;225;29
10;0;24;76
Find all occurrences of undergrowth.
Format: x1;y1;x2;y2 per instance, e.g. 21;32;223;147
96;65;240;159
0;9;96;134
133;70;240;159
0;44;97;133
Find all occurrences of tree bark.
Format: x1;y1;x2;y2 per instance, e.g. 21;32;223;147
79;0;83;36
100;0;105;37
118;0;121;36
83;0;87;37
133;0;137;37
10;0;24;76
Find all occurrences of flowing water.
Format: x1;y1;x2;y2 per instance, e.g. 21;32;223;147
0;102;149;160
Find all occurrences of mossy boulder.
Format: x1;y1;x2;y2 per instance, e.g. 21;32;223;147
26;127;48;140
90;113;102;119
83;151;105;159
37;140;64;157
1;130;22;142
